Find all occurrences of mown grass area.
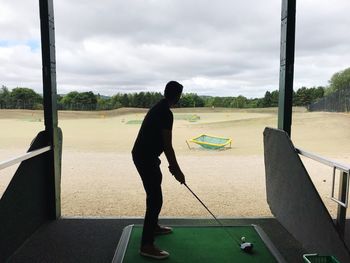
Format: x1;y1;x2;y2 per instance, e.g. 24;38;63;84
125;120;143;124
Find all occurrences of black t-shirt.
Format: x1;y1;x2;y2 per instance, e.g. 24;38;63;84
132;99;173;158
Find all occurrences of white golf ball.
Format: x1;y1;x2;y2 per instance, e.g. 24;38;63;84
241;236;246;242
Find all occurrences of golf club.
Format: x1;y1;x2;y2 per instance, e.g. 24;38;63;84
184;183;253;253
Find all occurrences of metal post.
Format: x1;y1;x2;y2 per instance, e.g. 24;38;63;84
336;171;348;238
39;0;61;219
278;0;296;137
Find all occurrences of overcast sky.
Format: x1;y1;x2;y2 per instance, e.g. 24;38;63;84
0;0;349;97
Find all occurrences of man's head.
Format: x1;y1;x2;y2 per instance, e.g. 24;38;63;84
164;81;183;106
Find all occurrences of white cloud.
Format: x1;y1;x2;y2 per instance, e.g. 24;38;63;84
0;0;39;40
0;44;41;88
0;0;349;97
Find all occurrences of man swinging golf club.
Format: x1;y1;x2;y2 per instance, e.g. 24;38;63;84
132;81;186;260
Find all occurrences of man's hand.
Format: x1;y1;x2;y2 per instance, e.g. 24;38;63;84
174;171;185;184
169;165;186;184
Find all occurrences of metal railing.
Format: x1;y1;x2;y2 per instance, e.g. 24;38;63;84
0;146;51;171
296;147;350;238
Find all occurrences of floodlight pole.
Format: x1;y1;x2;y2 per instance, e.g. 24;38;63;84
39;0;62;219
278;0;296;137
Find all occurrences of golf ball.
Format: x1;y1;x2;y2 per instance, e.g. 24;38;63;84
241;236;246;242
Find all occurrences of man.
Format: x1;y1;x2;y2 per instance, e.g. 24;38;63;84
132;81;186;260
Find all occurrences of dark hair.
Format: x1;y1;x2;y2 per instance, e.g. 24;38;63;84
164;81;183;100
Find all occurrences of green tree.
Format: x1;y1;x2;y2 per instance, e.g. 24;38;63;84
295;87;313;106
97;97;113;110
61;91;79;110
120;94;129;107
245;98;259;108
178;93;204;107
192;94;205;107
270;90;279;107
60;91;97;110
10;87;42;109
203;97;215;107
179;94;194;107
233;95;248;108
0;85;11;108
309;86;325;102
76;91;97;110
314;86;325;99
111;93;122;108
129;92;145;107
212;97;225;107
327;67;350;94
221;97;233;107
261;91;272;107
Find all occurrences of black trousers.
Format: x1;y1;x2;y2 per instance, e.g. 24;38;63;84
132;154;163;246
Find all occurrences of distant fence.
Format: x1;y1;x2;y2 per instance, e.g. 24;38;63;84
57;103;99;111
308;86;350;112
0;102;112;111
0;100;43;110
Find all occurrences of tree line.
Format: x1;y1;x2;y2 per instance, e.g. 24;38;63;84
1;67;348;111
0;86;43;110
0;85;325;110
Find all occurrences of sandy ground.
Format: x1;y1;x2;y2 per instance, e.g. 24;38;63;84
0;108;349;218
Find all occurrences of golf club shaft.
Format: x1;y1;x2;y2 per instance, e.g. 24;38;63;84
184;183;241;246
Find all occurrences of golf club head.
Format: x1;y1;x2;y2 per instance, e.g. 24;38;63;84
240;242;253;253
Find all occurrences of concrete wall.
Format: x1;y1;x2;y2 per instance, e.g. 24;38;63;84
264;127;350;262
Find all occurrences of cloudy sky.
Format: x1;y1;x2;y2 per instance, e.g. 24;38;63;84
0;0;349;97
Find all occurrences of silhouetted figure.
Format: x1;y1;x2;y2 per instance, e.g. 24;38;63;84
132;81;186;259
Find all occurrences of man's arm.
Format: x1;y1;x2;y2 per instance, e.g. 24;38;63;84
162;129;185;184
